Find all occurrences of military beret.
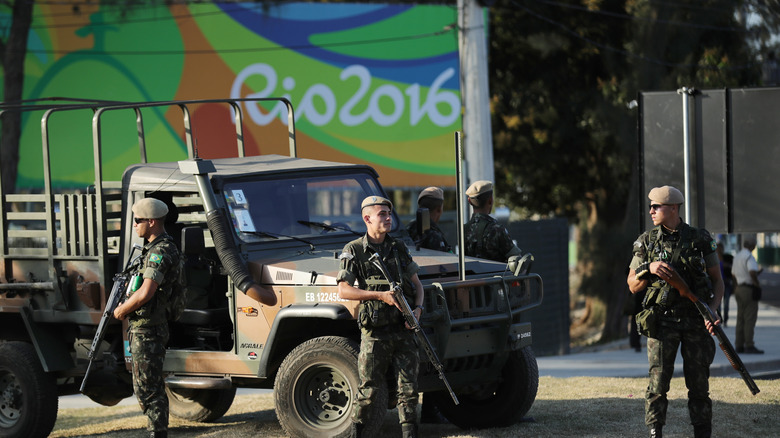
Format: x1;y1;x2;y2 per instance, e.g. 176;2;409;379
466;180;493;198
361;195;393;211
132;198;169;219
417;186;444;204
648;185;684;204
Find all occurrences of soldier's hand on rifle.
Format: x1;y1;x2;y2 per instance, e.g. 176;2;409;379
380;289;400;309
406;306;422;330
704;317;721;336
649;261;675;282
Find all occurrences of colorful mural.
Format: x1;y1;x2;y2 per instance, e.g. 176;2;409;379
7;2;462;188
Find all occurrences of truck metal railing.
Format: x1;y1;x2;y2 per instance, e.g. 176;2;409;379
0;98;296;298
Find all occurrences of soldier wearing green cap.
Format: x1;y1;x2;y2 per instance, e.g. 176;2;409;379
114;197;183;438
626;185;724;438
337;195;424;437
463;180;521;262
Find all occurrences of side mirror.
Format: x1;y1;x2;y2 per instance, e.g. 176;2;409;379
507;253;534;276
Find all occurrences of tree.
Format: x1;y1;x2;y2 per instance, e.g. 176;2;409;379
0;0;33;194
489;0;759;342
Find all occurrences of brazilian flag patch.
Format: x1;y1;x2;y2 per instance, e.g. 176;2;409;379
149;253;163;264
710;241;717;251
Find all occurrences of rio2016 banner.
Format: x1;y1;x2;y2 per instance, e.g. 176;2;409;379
10;2;462;188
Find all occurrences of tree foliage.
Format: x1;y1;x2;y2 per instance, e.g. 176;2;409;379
488;0;761;341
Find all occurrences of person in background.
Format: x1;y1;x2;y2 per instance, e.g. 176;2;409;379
732;235;764;354
716;242;734;327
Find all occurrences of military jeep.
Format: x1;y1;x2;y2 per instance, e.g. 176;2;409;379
0;98;542;437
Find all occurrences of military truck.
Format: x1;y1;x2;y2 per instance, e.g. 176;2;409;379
0;98;542;438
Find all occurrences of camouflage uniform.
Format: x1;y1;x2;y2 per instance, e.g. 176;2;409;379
128;233;182;434
464;212;520;262
406;220;451;252
629;222;719;430
336;234;420;427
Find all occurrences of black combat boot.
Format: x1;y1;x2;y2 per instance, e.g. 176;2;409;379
353;422;365;438
694;424;712;438
401;423;418;438
149;431;167;438
649;424;663;438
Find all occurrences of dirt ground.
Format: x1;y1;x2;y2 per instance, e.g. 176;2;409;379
50;376;779;438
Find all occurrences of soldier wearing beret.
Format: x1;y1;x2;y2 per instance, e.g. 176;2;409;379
626;185;724;438
406;186;451;252
337;195;425;438
464;180;521;262
114;197;182;438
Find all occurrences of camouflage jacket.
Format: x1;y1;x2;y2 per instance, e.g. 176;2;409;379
336;234;419;331
630;222;718;312
464;213;520;263
406;220;451;252
128;233;182;329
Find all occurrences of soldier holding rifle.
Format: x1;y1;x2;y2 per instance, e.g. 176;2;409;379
113;198;182;438
337;196;424;438
627;186;724;438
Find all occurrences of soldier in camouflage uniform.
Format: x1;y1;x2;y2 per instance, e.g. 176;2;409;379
464;180;521;262
114;197;183;438
406;186;451;252
627;186;724;438
337;196;425;438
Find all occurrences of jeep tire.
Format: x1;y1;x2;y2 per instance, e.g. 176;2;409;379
274;336;387;438
0;342;58;438
430;345;538;429
167;386;236;422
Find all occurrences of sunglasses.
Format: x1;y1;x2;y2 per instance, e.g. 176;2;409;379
134;218;149;224
649;204;667;211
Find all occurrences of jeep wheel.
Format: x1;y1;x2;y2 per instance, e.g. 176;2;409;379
431;346;538;429
275;336;387;438
0;342;58;438
167;386;236;422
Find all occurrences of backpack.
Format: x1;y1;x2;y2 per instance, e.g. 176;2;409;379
166;255;187;321
148;234;187;322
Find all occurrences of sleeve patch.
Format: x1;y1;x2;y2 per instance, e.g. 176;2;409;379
339;252;354;261
710;241;717;251
149;253;163;264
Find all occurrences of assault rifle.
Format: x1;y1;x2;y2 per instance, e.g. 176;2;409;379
666;270;760;395
368;253;459;405
80;244;143;392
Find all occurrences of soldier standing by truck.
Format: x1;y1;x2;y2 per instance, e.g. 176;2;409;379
626;185;724;438
464;180;521;262
337;196;425;438
113;198;182;438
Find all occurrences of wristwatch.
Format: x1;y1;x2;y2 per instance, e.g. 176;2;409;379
415;305;424;312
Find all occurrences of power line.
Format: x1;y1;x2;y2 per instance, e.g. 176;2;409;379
24;23;458;55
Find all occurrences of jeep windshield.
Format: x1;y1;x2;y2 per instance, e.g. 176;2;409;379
221;172;399;242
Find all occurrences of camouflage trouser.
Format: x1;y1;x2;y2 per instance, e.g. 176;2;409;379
130;324;170;433
354;328;419;425
645;319;715;428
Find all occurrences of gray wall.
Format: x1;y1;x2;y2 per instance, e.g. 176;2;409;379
639;87;780;234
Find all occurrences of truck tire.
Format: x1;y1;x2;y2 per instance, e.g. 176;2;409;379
274;336;387;438
431;345;538;429
0;342;58;438
166;386;236;422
